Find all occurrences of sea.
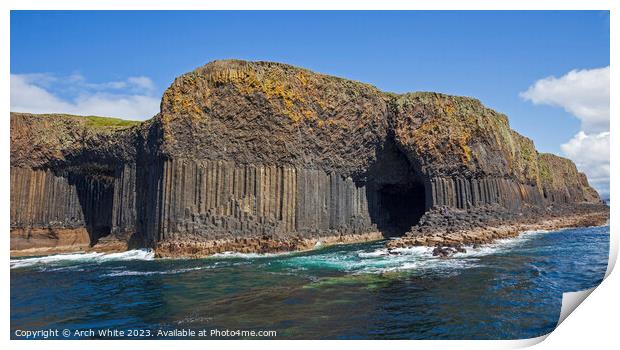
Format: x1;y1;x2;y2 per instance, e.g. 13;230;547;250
10;224;609;340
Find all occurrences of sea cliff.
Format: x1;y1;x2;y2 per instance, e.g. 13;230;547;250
10;60;608;257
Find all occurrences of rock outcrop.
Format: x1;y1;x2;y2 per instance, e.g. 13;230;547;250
10;60;607;257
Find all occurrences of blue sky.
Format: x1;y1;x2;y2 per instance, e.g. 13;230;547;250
10;11;610;196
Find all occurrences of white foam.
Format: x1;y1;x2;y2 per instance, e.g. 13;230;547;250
453;229;547;258
10;249;154;269
210;251;294;259
96;249;155;261
103;265;212;277
37;265;86;273
310;229;552;275
357;249;389;258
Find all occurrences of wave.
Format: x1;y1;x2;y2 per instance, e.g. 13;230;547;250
285;245;477;275
284;229;552;275
452;229;548;258
10;249;154;269
209;250;296;259
9;228;554;273
103;266;213;277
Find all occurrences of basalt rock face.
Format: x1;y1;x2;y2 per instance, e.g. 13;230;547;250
537;153;601;204
10;114;142;251
9;60;604;255
392;92;561;211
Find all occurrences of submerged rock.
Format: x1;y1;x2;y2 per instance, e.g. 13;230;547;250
432;245;467;258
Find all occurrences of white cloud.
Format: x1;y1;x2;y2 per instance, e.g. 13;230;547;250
127;76;156;92
10;73;159;120
521;67;610;198
520;66;609;133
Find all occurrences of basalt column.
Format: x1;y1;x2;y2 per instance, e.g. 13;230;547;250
428;176;544;210
147;159;378;243
9;60;605;255
10;167;115;250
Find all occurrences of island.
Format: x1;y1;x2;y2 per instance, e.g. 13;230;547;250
10;60;609;258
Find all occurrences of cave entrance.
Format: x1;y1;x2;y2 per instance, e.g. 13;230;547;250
365;134;429;237
67;170;115;246
374;182;426;237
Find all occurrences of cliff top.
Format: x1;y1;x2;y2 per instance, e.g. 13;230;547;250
194;59;382;92
10;112;139;168
10;112;142;130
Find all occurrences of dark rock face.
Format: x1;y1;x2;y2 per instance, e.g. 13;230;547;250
157;60;389;175
9;60;604;255
10;114;139;250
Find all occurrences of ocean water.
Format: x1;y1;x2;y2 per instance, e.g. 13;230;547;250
10;225;609;340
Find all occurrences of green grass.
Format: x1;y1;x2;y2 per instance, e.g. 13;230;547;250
538;154;553;184
11;112;144;130
83;116;142;129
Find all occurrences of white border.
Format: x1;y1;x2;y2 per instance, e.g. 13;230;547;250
1;1;616;349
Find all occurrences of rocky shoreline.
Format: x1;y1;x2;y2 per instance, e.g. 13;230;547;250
9;233;129;258
153;231;384;258
154;203;609;258
387;203;609;258
10;60;608;260
11;203;608;259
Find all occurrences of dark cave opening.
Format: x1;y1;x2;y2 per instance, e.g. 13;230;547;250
365;136;429;237
371;181;427;237
67;170;115;246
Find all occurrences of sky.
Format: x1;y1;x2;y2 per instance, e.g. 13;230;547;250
10;11;610;197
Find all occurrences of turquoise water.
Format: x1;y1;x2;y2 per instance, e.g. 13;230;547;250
10;225;609;339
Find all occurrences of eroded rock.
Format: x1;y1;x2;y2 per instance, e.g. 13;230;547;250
9;60;608;257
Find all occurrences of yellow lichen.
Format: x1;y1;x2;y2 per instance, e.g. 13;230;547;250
297;71;308;86
444;104;456;117
303;109;315;120
204;66;333;123
461;144;472;162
